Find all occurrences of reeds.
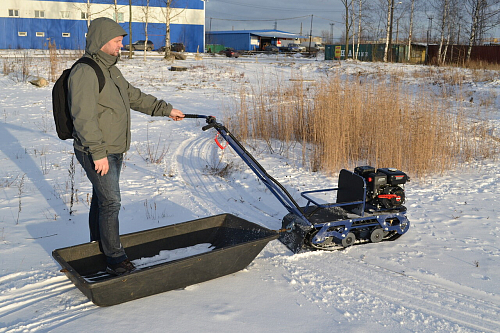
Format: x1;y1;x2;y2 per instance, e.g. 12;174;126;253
48;39;59;82
227;72;496;177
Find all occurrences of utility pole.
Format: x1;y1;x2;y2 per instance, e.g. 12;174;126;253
208;17;212;45
429;16;433;42
330;23;334;44
426;16;433;64
388;0;395;62
308;15;313;52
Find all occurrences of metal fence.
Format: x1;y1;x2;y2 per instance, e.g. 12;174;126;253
326;43;500;64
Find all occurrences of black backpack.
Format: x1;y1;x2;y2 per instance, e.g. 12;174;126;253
52;57;105;140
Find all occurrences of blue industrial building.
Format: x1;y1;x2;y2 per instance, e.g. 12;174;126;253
1;0;205;52
206;30;304;51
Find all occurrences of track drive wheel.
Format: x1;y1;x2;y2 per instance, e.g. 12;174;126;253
341;232;356;247
370;228;384;243
305;229;343;251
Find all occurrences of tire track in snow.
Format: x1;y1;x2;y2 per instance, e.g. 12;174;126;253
268;248;500;332
174;133;285;228
0;271;94;333
175;133;500;331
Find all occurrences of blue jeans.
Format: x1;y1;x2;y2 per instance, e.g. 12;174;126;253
74;149;127;265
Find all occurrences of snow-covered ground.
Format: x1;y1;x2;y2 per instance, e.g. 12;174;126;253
0;51;499;332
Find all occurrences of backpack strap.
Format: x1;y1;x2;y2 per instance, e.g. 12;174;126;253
72;57;105;93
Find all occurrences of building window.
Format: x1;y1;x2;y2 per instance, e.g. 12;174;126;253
113;12;124;23
81;12;88;20
9;9;19;17
60;11;70;19
36;32;45;37
18;32;27;37
35;10;45;18
62;33;71;37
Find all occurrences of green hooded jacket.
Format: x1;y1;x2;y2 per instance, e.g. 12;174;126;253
68;17;173;160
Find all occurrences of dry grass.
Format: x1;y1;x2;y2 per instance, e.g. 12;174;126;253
1;45;82;83
461;60;500;71
135;124;169;164
1;52;32;82
48;39;60;82
439;60;499;83
226;72;496;177
2;59;15;76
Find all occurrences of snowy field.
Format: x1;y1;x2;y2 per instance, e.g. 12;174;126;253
0;51;499;332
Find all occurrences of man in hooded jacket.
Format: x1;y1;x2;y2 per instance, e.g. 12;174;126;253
68;17;185;275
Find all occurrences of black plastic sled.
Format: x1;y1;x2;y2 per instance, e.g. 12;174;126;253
52;214;278;306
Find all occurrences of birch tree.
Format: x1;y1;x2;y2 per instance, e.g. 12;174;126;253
383;0;393;62
436;0;450;64
407;0;415;61
79;0;114;27
465;0;500;61
157;0;186;59
142;0;150;60
355;0;363;60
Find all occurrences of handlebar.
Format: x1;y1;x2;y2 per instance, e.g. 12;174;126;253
182;114;207;119
183;114;218;131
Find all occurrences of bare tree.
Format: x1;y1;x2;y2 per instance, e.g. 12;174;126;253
340;0;354;59
355;0;363;60
464;0;500;61
75;0;114;27
163;0;173;59
407;0;415;61
112;0;125;23
383;0;393;62
155;0;186;59
142;0;150;60
85;0;92;27
383;0;407;62
128;0;133;59
366;0;389;42
321;29;332;44
436;0;450;64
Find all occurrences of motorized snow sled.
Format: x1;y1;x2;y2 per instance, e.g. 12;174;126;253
185;114;410;253
52;114;409;306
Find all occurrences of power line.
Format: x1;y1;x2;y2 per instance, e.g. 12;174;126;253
209;0;343;13
208;15;312;22
315;15;343;24
208;14;342;25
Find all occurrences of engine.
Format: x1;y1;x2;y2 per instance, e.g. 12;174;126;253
354;166;409;210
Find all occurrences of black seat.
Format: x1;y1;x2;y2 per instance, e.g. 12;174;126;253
336;169;366;215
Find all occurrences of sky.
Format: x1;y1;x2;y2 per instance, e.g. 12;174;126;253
204;0;345;38
203;0;500;44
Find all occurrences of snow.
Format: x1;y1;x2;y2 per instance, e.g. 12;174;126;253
132;243;215;269
83;243;215;282
1;51;500;332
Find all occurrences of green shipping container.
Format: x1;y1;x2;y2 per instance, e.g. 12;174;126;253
325;44;406;62
325;44;375;61
206;44;226;53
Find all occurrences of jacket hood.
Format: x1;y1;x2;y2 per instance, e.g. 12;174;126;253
85;17;127;55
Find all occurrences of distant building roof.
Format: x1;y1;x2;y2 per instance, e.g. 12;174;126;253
207;29;305;39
